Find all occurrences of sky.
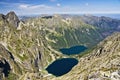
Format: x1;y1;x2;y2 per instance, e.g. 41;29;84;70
0;0;120;15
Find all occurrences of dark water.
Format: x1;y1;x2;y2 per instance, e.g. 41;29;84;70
46;58;78;76
0;60;11;77
60;45;87;55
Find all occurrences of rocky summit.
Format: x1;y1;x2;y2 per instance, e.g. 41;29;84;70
0;11;120;80
0;11;20;28
6;11;20;27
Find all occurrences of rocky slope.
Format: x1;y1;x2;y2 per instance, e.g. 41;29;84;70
0;44;20;80
0;11;120;80
50;32;120;80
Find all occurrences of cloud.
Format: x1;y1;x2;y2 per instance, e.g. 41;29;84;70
0;2;52;10
57;3;61;7
19;4;52;10
16;4;55;15
19;4;28;8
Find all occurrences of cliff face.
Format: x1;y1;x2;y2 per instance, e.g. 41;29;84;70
50;32;120;80
0;11;120;80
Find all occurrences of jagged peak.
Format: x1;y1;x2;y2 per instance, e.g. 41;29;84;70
6;11;19;20
6;11;16;16
5;11;20;27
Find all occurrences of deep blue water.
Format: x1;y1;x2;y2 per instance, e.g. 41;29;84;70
0;60;11;77
60;45;87;55
46;58;78;76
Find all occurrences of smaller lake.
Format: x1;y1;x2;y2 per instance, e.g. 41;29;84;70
46;58;78;76
60;45;87;55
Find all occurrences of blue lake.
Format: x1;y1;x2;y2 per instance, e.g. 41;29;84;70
60;45;87;55
46;58;78;76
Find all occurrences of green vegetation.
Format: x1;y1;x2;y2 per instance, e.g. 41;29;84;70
7;73;18;80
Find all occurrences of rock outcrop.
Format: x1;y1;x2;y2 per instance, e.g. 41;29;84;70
0;14;7;26
0;11;20;27
6;11;20;27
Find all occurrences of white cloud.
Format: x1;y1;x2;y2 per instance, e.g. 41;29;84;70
19;4;28;8
19;4;52;10
57;3;61;7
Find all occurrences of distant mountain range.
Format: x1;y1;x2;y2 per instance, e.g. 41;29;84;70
19;14;120;20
